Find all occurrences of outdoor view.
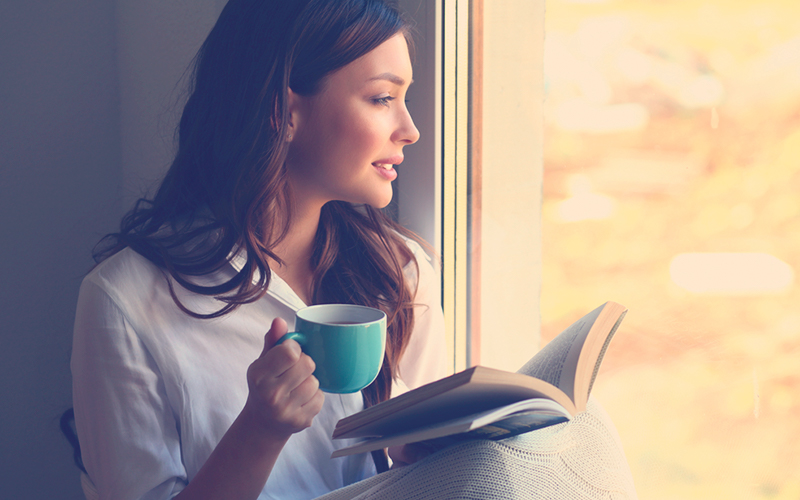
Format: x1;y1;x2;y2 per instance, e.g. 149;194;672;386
542;0;800;498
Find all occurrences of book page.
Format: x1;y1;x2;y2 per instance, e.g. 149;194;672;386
423;410;569;444
573;303;627;410
585;312;626;397
517;304;604;402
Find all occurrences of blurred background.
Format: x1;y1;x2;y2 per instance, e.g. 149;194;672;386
541;0;800;498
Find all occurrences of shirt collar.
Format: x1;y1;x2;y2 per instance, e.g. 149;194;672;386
228;248;307;311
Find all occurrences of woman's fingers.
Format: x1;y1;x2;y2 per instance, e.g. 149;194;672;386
261;317;289;357
253;318;317;391
388;442;442;468
249;342;316;397
275;349;317;396
296;376;324;412
248;340;300;386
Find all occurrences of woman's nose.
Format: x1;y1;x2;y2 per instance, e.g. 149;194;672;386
396;106;420;145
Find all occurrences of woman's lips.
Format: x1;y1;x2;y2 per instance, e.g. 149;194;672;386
372;162;398;181
372;156;402;181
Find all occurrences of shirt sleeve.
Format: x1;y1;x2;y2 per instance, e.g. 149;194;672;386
394;240;451;396
71;277;187;500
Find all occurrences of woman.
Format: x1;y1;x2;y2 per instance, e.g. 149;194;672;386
71;1;448;498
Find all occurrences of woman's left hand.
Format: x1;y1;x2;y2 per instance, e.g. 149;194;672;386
388;442;444;468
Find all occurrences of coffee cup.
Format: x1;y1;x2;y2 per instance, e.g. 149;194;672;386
277;304;387;394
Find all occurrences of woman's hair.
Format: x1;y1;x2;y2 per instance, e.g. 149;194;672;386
98;0;420;409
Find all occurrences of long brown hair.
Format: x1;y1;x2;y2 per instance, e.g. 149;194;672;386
98;0;420;410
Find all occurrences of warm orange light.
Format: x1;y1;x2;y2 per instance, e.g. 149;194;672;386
557;175;616;222
669;252;794;295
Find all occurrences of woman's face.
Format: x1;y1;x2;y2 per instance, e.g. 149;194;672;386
285;33;419;210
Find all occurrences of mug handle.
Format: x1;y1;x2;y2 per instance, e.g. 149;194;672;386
276;331;306;347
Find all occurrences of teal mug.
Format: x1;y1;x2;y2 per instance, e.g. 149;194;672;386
278;304;387;394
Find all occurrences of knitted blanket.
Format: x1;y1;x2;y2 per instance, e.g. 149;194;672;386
318;398;637;500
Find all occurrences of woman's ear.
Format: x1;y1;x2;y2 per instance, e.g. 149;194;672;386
286;88;301;142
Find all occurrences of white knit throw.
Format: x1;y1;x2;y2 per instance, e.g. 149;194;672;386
79;399;636;500
317;397;638;500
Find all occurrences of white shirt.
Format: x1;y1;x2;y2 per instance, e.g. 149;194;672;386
71;239;448;500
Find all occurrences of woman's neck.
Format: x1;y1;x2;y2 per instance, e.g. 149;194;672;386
267;200;323;305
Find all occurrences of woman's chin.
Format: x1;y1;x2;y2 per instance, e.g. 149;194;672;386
376;195;395;210
330;186;394;210
364;189;395;210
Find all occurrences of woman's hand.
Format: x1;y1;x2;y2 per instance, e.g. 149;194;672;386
242;317;326;440
388;441;444;468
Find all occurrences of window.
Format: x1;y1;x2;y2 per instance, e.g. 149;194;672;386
398;0;546;373
398;0;800;497
542;1;800;497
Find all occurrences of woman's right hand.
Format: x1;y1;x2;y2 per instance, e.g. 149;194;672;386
242;317;325;440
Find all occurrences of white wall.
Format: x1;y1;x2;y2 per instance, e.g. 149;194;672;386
0;2;221;498
115;0;227;205
0;2;121;498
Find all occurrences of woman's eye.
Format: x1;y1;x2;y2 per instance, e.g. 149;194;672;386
373;95;395;107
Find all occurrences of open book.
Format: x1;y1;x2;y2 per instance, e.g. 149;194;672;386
331;301;627;458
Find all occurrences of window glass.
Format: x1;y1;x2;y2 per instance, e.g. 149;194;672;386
471;1;546;372
543;1;800;497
